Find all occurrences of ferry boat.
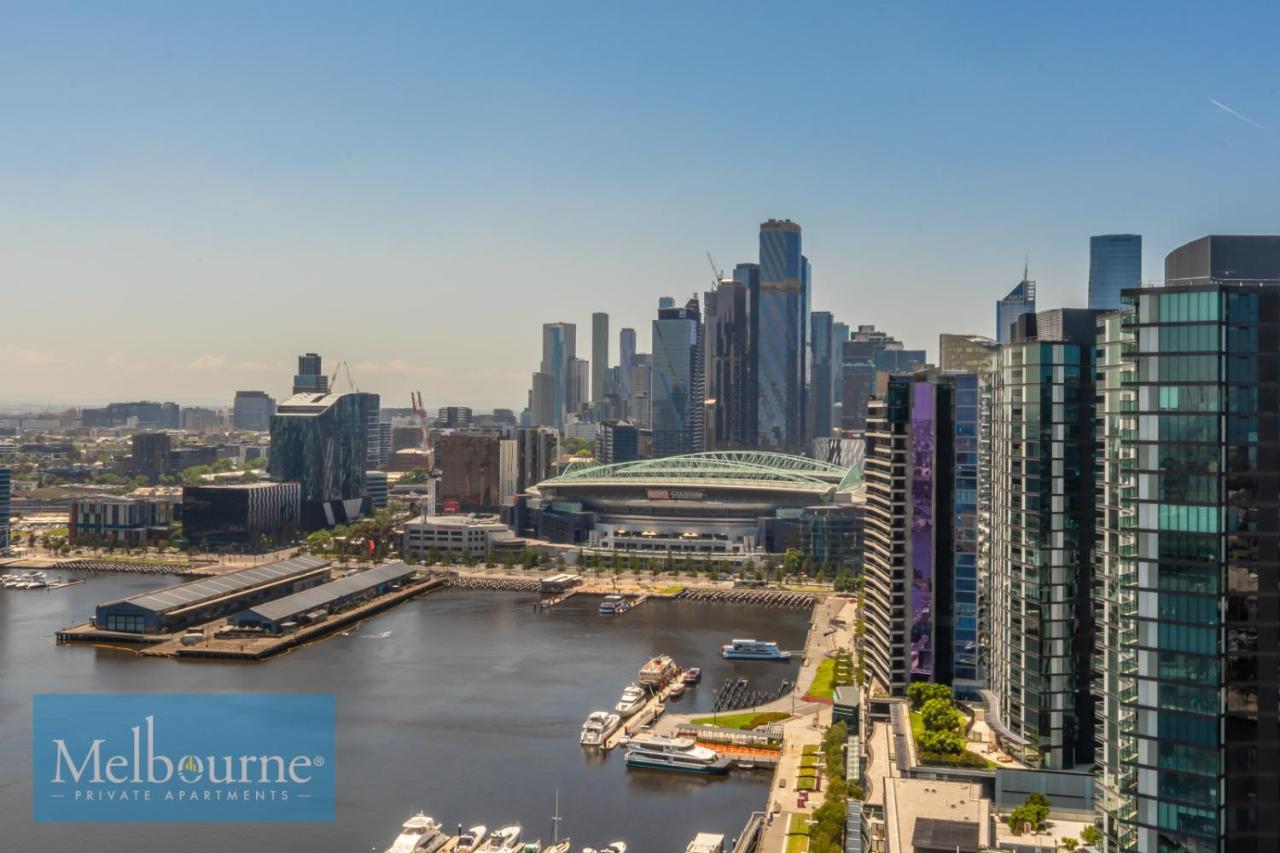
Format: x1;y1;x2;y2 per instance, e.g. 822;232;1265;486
477;826;522;853
720;639;791;661
682;667;702;684
639;654;678;685
384;813;451;853
615;684;647;718
580;711;621;746
457;826;488;852
624;735;731;775
599;594;630;614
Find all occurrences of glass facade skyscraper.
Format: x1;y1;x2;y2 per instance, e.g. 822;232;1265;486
1109;235;1280;853
706;278;755;448
810;311;835;442
756;219;807;451
0;466;10;552
995;276;1037;344
540;322;576;428
988;309;1099;769
591;312;609;404
1089;234;1142;311
650;296;705;458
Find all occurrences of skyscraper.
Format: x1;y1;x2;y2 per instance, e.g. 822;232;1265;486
651;296;705;458
1103;235;1280;852
831;321;849;436
0;466;10;553
810;311;835;443
839;325;925;432
756;219;807;451
1088;233;1142;311
705;278;755;448
529;372;557;428
995;271;1037;344
233;391;276;431
863;369;980;697
618;327;636;403
292;352;329;395
567;357;590;418
540;322;576;428
938;334;1000;373
268;391;379;530
591;312;609;404
987;308;1100;770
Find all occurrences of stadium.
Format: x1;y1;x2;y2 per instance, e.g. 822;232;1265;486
518;451;861;557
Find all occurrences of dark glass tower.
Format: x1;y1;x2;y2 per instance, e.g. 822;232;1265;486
756;219;806;451
650;296;705;458
1115;235;1280;853
810;311;835;443
995;273;1037;344
706;278;755;448
1089;234;1142;311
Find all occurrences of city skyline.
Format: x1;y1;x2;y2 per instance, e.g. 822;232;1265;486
4;4;1280;407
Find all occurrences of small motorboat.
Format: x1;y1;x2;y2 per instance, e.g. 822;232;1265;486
668;682;685;699
457;825;489;852
682;667;702;685
543;842;570;853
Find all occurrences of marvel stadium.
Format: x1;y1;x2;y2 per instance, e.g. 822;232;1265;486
514;451;862;558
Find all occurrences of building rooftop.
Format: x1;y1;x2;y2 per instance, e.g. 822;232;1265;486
99;555;330;615
882;778;989;853
539;450;856;494
406;513;508;529
236;562;415;623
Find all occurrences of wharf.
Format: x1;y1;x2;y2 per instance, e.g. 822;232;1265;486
602;682;674;750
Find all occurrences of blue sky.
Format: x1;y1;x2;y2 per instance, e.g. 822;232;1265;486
2;2;1278;408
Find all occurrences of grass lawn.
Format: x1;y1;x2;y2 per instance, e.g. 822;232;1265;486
656;584;685;596
802;744;819;756
689;711;790;730
785;835;808;853
796;776;818;792
787;814;811;836
800;754;819;768
805;657;837;699
910;710;997;769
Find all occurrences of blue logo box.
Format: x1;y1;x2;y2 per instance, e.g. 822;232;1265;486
34;693;334;823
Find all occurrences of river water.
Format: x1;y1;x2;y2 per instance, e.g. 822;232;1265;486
0;572;810;853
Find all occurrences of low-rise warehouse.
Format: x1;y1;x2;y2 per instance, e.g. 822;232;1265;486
232;562;418;634
93;555;331;634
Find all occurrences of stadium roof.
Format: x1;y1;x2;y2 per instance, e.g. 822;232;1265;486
101;555;331;615
539;451;856;495
236;562;416;623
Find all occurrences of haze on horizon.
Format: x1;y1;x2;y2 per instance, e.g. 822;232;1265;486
2;2;1278;411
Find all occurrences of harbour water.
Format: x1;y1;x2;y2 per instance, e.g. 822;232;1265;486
0;572;810;852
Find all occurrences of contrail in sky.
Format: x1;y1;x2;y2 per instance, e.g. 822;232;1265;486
1209;98;1264;129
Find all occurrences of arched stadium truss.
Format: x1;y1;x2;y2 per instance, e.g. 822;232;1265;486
540;451;857;496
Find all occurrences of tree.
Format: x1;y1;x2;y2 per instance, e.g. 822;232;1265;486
907;682;953;710
917;729;964;755
1062;839;1079;851
1006;794;1050;835
1080;826;1101;846
921;697;963;733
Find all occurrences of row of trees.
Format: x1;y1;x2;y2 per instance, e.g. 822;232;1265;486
807;720;857;853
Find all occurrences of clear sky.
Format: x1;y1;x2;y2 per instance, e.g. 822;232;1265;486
3;2;1278;410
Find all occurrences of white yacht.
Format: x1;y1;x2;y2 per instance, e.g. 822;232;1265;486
384;812;450;853
457;825;488;852
478;825;522;852
580;711;621;746
583;843;627;853
614;683;647;718
624;735;731;775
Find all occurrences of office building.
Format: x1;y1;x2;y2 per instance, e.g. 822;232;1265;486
81;401;179;430
810;311;836;441
596;419;639;465
567;357;590;418
377;421;392;467
181;407;222;432
863;369;980;698
435;433;501;511
436;407;473;429
756;219;807;450
651;296;705;458
181;482;302;546
591;312;609;403
938;334;1000;373
292;352;329;396
365;470;388;511
403;514;519;561
618;327;637;402
705;278;755;448
1102;235;1280;852
268;392;378;529
233;391;276;431
515;427;559;492
627;355;652;429
131;432;172;483
987;308;1100;769
530;371;558;428
995;271;1037;344
831;321;849;434
840;325;926;432
1088;233;1142;311
0;467;10;552
540;322;576;427
70;490;181;546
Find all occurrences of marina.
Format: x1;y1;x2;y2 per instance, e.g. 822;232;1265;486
4;579;808;852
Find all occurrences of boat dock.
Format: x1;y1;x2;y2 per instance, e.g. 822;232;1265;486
602;681;676;750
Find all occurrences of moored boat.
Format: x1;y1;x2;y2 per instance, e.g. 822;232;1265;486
580;711;621;746
457;825;489;852
384;812;450;853
682;667;702;684
478;826;522;852
668;682;685;698
598;594;630;614
638;654;677;685
720;639;791;661
614;683;646;718
624;735;730;775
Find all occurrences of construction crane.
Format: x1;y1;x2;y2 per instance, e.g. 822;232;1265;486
410;391;430;450
327;361;358;392
706;252;724;287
